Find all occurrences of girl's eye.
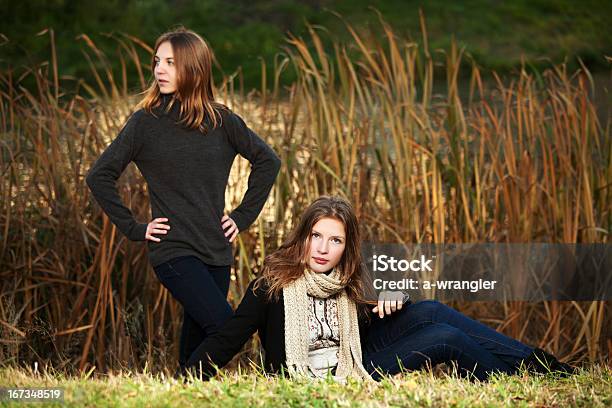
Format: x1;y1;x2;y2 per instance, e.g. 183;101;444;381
312;232;320;238
333;238;342;244
168;61;174;65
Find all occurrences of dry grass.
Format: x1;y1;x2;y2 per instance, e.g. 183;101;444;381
0;14;609;374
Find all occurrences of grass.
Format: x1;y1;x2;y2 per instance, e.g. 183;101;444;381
0;364;610;407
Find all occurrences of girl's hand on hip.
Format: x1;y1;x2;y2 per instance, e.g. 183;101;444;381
146;218;170;242
221;215;239;242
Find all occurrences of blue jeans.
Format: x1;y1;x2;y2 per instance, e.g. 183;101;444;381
153;256;233;371
362;300;534;381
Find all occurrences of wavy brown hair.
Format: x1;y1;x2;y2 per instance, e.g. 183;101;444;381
254;196;376;319
137;26;228;132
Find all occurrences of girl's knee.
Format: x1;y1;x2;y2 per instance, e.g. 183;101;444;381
422;324;470;355
419;300;444;307
411;299;446;319
435;324;464;344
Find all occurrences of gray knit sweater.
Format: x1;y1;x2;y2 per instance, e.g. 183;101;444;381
86;94;281;267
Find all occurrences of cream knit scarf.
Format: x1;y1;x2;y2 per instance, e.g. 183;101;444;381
283;266;374;382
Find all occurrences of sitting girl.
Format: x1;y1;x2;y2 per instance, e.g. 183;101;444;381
183;196;575;382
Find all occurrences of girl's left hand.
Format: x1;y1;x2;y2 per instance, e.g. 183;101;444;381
221;215;239;242
372;291;406;318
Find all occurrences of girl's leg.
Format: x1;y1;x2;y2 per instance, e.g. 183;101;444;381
364;300;533;371
178;263;231;367
153;256;232;372
363;322;516;381
178;312;205;370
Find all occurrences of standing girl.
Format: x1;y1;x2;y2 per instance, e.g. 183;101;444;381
86;27;281;374
184;196;575;382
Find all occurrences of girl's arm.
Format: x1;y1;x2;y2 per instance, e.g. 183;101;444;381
85;111;148;241
185;279;267;378
225;112;281;232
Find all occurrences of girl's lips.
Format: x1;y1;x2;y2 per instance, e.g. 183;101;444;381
313;257;328;264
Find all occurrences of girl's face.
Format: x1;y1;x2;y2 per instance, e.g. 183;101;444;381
154;41;177;94
307;217;346;273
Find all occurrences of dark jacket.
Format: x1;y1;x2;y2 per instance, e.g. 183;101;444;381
185;278;372;378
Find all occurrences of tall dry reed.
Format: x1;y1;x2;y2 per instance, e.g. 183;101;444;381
0;13;609;374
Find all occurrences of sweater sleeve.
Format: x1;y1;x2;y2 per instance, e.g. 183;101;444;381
85;110;148;241
186;279;267;378
225;112;281;232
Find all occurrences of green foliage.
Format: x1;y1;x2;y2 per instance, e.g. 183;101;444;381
1;0;610;92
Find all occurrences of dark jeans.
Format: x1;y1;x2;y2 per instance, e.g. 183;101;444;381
153;255;233;371
362;300;534;381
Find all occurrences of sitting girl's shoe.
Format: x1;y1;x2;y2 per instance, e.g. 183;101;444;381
524;348;578;377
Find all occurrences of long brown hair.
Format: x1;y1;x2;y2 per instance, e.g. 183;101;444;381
137;26;228;132
254;196;376;319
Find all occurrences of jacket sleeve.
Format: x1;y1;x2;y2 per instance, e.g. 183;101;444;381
185;279;267;378
85;110;148;241
225;112;281;232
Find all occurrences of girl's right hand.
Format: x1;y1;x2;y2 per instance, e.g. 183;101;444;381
145;218;171;242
